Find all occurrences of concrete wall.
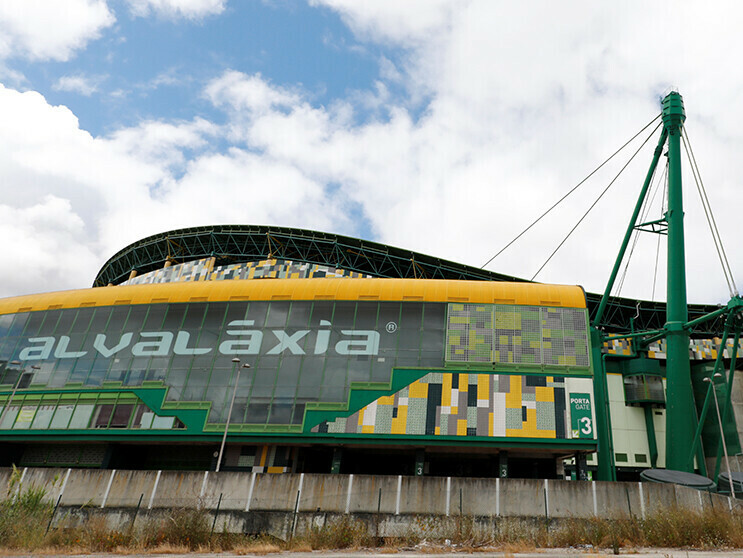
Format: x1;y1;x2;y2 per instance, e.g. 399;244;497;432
0;467;737;538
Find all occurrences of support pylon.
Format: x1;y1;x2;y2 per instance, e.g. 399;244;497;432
661;92;696;472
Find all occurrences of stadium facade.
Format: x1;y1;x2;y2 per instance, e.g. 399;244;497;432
0;225;739;480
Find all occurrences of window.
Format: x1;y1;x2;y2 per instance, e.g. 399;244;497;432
93;404;114;428
110;404;134;428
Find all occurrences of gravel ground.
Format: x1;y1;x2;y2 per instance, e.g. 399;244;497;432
2;549;742;558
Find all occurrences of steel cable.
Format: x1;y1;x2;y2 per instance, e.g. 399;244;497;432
480;114;662;269
531;121;663;281
681;128;738;297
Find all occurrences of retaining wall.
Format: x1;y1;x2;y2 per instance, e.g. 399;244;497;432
0;467;737;539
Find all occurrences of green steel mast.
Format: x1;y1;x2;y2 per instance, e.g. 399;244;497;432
661;92;696;472
592;91;698;479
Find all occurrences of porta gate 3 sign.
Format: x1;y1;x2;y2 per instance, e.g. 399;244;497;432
570;393;594;439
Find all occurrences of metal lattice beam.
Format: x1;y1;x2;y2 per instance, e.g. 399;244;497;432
93;224;725;336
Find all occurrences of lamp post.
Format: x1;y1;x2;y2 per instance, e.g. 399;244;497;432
216;358;251;472
704;373;736;497
0;361;39;427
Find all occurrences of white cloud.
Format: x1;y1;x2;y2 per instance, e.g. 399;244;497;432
126;0;226;19
192;1;743;305
0;0;114;61
53;74;106;96
2;1;743;308
0;196;99;297
0;83;352;297
205;71;301;115
311;0;460;46
103;117;218;168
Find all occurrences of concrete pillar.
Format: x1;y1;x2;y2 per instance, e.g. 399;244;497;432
128;269;137;280
498;452;509;478
556;457;565;479
576;453;588;481
331;447;343;474
414;449;425;476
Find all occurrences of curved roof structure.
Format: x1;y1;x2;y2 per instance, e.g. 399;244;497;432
94;224;724;335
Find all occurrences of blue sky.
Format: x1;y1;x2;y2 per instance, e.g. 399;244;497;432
1;1;743;305
17;2;395;134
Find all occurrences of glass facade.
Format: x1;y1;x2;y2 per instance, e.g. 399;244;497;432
0;299;592;434
0;300;448;426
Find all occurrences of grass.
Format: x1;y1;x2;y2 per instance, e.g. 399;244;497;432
2;469;743;554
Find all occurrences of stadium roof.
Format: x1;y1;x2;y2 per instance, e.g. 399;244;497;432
94;224;724;335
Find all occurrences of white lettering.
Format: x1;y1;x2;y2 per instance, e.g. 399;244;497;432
267;330;309;355
132;332;173;356
219;320;263;355
314;319;331;354
173;331;211;355
93;333;133;358
53;336;87;358
18;337;55;360
19;319;384;360
335;330;380;355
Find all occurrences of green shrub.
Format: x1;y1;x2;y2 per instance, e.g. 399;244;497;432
139;507;212;549
0;466;54;549
307;516;374;549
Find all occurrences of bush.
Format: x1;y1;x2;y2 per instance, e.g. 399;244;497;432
307;516;374;549
140;507;212;549
0;466;54;549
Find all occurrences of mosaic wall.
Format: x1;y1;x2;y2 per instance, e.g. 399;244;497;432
233;445;295;473
312;372;570;440
123;258;215;285
446;304;590;368
121;258;371;285
603;337;743;360
210;259;371;281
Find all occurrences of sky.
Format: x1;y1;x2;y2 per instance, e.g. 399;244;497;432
0;1;741;305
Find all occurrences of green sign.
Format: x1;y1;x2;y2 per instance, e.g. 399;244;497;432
570;393;593;439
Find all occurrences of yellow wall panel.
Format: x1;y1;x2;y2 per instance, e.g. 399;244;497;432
408;382;428;399
535;386;554;403
505;375;522;408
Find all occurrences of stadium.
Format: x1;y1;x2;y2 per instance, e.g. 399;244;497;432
0;223;739;482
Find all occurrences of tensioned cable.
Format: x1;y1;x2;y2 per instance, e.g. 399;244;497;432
681;131;732;295
615;151;657;296
615;147;666;297
480;114;662;269
651;162;668;300
681;128;738;297
531;121;663;281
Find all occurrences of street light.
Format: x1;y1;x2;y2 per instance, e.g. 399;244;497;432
0;361;40;427
216;358;251;472
704;372;736;498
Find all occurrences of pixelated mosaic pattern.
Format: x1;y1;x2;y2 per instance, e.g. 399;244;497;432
122;258;216;285
122;258;372;285
603;337;743;360
446;304;589;368
312;372;568;439
235;445;294;473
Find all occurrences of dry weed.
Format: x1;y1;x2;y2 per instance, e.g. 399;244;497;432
233;542;282;555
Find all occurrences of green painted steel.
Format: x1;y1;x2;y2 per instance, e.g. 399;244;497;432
662;91;696;473
713;326;741;481
593;128;667;328
590;125;667;481
590;326;615;480
643;406;658;468
686;314;734;472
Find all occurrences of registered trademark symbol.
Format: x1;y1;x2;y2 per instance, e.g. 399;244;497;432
385;321;398;333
